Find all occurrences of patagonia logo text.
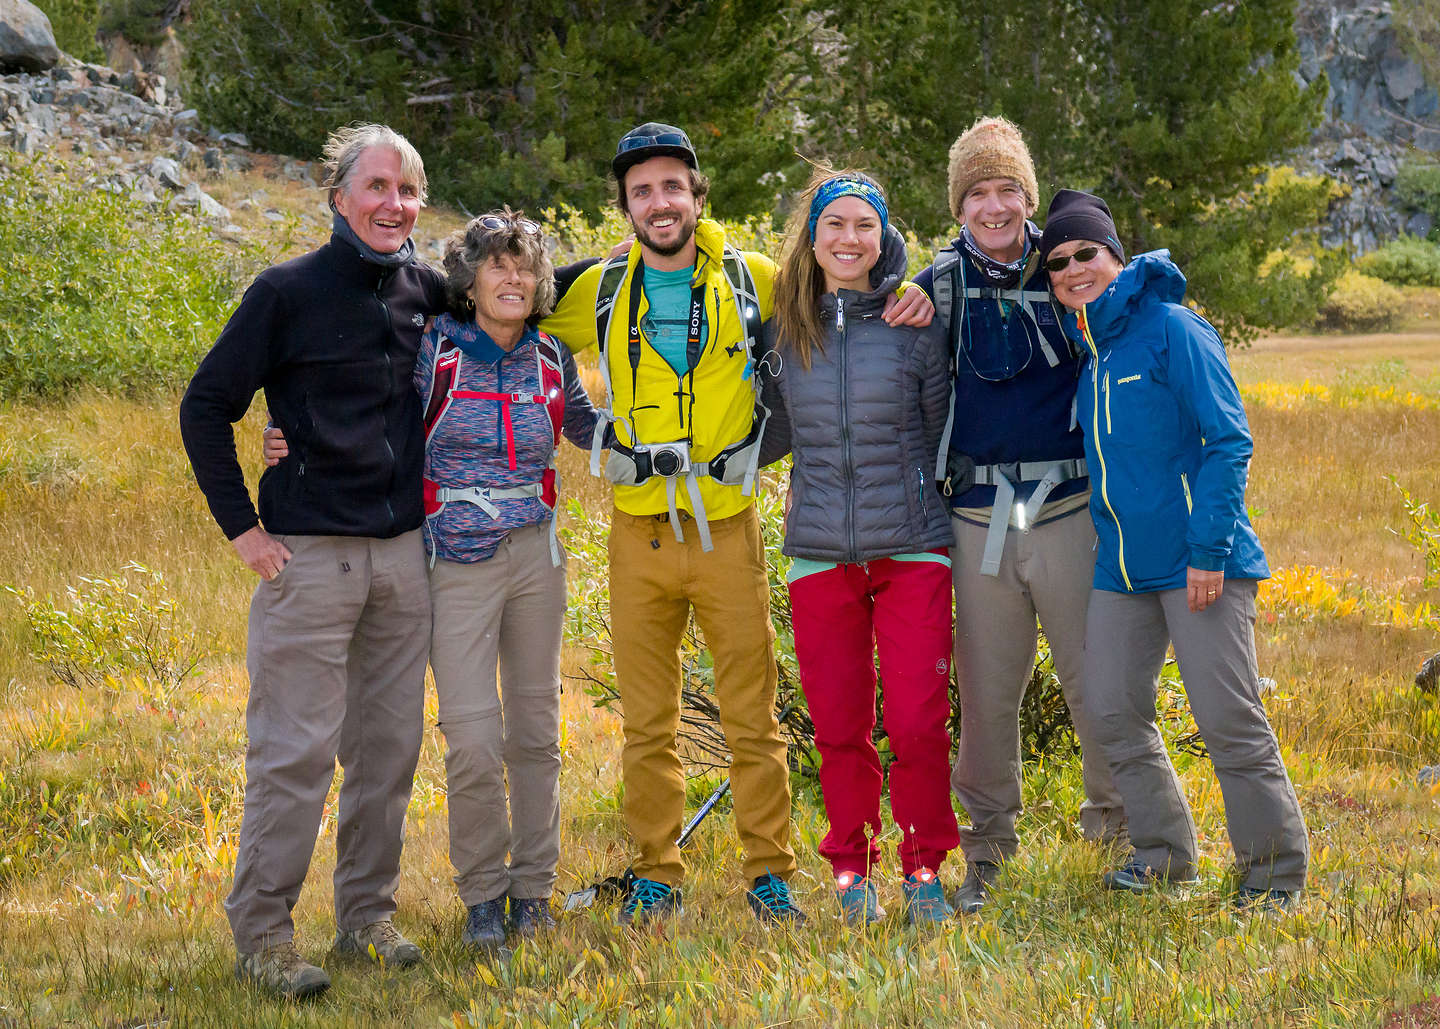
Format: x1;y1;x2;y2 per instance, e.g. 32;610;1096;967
1116;374;1142;385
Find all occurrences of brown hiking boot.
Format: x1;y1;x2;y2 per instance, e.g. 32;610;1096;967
332;919;423;967
235;941;330;999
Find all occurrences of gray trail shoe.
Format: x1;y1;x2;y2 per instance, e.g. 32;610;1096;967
463;897;507;949
509;895;557;938
951;861;1000;915
236;941;330;999
332;919;423;967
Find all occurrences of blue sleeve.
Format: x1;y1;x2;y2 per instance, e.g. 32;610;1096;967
558;344;601;449
413;322;437;407
1165;308;1253;571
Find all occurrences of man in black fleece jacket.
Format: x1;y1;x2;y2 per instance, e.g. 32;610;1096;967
179;124;444;999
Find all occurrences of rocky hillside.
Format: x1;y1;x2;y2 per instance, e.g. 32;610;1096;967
0;2;460;261
1294;0;1440;251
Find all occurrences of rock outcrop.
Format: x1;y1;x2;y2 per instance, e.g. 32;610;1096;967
1295;0;1440;252
0;0;59;73
0;56;331;236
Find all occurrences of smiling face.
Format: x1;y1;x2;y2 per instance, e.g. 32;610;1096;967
332;145;420;254
622;155;702;269
469;251;537;343
812;195;883;293
960;177;1030;263
1047;238;1125;311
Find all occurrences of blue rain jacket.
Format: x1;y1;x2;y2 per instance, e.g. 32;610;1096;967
1067;251;1269;594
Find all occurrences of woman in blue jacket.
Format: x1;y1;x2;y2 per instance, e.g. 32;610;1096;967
1038;190;1307;910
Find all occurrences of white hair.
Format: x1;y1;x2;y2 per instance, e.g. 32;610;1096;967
321;123;427;206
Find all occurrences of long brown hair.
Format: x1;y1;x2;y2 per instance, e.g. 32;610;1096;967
774;165;886;370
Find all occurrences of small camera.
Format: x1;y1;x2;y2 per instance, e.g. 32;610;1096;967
637;440;691;479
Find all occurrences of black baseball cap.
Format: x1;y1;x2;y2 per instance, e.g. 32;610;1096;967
612;122;699;180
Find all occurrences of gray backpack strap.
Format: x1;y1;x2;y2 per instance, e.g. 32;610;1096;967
931;247;963;486
931;247;961;335
721;245;763;356
593;255;630;354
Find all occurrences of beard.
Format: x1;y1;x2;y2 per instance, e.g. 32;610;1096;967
633;209;697;257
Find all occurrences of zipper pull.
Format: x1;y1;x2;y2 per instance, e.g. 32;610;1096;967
836;296;845;334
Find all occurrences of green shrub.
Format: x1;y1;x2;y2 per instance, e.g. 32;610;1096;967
1394;159;1440;232
0;158;260;398
1358;235;1440;286
29;0;105;63
6;562;203;708
1317;270;1406;332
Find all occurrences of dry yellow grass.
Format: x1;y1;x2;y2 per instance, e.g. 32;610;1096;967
1;329;1438;1024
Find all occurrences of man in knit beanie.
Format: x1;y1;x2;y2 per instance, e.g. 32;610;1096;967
947;116;1039;229
911;115;1128;916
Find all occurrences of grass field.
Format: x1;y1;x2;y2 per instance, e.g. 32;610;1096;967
1;317;1439;1026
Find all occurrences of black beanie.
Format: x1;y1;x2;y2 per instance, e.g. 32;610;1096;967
1039;189;1126;263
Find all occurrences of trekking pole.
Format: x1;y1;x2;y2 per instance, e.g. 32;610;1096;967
562;700;799;911
674;699;797;849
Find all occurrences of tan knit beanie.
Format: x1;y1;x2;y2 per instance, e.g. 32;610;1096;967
946;116;1039;221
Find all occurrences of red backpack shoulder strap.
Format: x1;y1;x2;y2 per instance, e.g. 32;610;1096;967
534;331;566;445
422;322;461;441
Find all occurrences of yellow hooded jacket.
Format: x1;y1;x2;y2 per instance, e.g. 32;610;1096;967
541;218;776;521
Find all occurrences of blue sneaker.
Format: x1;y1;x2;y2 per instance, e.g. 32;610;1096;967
902;868;953;926
746;873;807;925
835;871;884;926
615;877;681;926
1102;855;1198;893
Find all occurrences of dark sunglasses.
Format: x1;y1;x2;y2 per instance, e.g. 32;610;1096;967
616;131;692;154
478;214;540;235
1044;245;1105;273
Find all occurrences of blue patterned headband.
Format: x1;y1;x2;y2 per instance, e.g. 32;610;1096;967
808;176;889;241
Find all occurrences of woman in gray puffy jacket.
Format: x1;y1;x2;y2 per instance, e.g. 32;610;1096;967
763;168;958;928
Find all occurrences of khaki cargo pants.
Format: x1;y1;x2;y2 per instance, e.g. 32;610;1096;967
608;505;796;886
225;530;429;952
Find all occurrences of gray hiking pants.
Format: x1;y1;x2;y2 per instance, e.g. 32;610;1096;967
1083;581;1308;890
950;509;1126;863
429;522;565;906
226;530;429;952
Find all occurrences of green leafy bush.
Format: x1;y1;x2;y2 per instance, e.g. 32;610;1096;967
29;0;105;63
1394;159;1440;232
1358;235;1440;286
1317;270;1406;332
0;157;259;398
6;562;203;708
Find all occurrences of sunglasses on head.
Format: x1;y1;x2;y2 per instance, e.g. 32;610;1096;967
478;214;540;235
1044;245;1105;273
616;131;692;154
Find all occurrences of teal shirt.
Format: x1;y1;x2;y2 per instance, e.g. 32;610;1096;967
641;263;708;375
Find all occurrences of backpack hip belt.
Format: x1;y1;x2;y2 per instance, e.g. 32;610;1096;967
423;480;562;567
973;458;1089;577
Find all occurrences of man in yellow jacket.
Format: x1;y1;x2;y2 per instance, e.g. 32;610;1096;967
543;124;803;925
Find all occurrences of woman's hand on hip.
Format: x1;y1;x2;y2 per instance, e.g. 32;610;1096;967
1187;566;1225;613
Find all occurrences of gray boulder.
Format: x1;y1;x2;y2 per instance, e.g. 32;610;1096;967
149;155;184;190
0;0;59;73
1418;652;1440;693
